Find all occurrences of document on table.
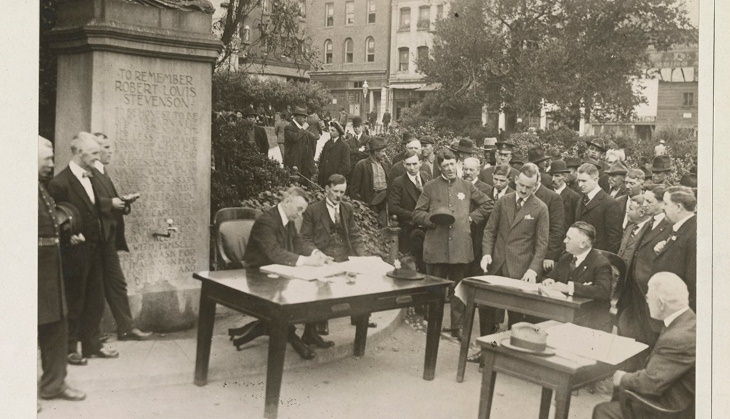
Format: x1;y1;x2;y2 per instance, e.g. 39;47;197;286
545;323;648;365
339;256;394;276
260;264;347;281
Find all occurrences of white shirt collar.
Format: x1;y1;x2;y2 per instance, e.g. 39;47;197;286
69;160;89;179
586;185;601;201
277;203;290;226
470;177;479;185
664;307;690;327
407;172;421;185
633;217;651;231
516;193;529;204
572;247;592;267
554;183;566;194
672;214;694;232
652;213;666;229
292;119;304;130
94;160;105;174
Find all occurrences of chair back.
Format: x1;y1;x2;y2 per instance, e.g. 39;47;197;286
213;207;261;270
596;249;627;316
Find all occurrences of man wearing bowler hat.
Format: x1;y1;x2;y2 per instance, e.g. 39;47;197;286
651;155;673;186
479;141;519;187
605;161;630;198
527;145;554;189
349;136;392;223
344;115;370;164
413;149;493;339
284;106;320;180
564;156;582;192
550;159;580;233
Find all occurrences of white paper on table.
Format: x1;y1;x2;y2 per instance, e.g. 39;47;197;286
545;323;648;365
339;256;394;276
455;275;539;304
260;264;346;281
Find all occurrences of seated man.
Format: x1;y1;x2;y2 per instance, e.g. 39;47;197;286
542;221;613;332
241;186;331;360
593;272;695;419
300;174;367;345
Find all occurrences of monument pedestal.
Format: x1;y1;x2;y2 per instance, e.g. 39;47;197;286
49;0;220;332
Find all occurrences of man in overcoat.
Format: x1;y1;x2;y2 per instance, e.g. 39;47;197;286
317;121;351;186
348;137;391;223
283;106;319;180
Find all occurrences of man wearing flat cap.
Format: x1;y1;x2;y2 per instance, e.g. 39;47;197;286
413;149;493;339
349;137;392;223
284;106;320;180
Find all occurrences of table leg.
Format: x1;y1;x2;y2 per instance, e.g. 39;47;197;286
477;351;497;419
194;287;216;386
353;314;369;357
423;297;444;380
539;387;553;419
264;321;288;419
457;291;476;382
553;387;572;419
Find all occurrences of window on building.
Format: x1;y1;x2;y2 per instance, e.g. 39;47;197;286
683;92;694;106
418;6;430;30
241;25;251;43
368;0;376;23
324;39;333;64
436;4;444;20
398;47;409;71
365;37;375;62
399;8;411;31
344;38;354;63
345;1;355;25
325;3;334;27
298;0;306;17
417;46;429;70
354;81;364;88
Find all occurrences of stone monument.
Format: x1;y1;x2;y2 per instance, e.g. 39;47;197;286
48;0;220;331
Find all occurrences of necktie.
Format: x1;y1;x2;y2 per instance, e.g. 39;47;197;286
82;171;93;178
569;255;578;271
582;194;590;206
334;207;341;225
631;224;640;236
414;176;422;191
516;198;523;209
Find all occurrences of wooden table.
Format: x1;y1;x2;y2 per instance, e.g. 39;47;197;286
192;269;451;419
477;321;623;419
457;278;596;382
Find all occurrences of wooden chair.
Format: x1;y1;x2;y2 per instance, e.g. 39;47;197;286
212;207;262;345
595;249;627;320
618;384;695;418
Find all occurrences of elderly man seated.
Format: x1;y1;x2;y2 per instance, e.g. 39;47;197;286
592;272;695;419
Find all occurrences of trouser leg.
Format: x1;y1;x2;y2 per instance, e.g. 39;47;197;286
101;243;134;333
62;246;89;354
80;247;105;355
38;320;68;398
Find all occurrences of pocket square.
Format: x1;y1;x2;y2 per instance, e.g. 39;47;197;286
524;214;534;220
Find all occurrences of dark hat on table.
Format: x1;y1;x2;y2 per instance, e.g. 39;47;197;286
420;135;435;145
291;106;308;117
429;207;455;226
368;136;387;152
55;201;82;235
585;138;608;152
351;116;363;127
548;159;570;174
495;141;515;152
564;156;582;169
651;155;672;173
527;146;550;164
449;138;478;155
605;161;628;176
386;255;425;280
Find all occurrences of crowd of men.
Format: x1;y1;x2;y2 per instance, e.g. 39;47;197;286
241;110;696;418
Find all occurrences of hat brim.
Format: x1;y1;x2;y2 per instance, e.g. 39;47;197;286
651;168;671;173
550;169;570;174
530;156;551;164
386;270;425;280
586;142;607;152
430;212;455;226
606;171;628;176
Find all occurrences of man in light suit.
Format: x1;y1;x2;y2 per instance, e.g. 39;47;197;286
653;186;697;310
480;163;549;329
575;163;623;253
593;272;695;419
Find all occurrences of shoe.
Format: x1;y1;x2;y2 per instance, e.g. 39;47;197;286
84;347;119;359
118;328;152;341
99;334;113;343
288;333;316;360
302;331;335;348
41;386;86;401
467;351;483;364
67;352;87;366
315;321;329;336
232;321;267;350
367;322;377;328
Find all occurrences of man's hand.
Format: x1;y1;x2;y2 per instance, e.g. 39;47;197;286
543;259;555;271
541;278;555;286
302;255;325;267
613;370;626;388
480;255;492;273
69;233;86;245
550;282;569;293
311;249;333;264
121;193;140;204
521;269;537;283
112;197;126;210
302;122;310;130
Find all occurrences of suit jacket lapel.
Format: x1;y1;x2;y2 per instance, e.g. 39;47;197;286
639;219;668;249
64;168;97;213
405;176;421;202
510;195;532;230
319;202;332;233
584;190;605;213
570;249;593;282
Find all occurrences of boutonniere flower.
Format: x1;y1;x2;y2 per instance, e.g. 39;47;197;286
654;240;668;254
668;233;678;242
457;192;466;200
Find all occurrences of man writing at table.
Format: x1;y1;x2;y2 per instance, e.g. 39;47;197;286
592;272;695;419
541;221;613;332
241;186;331;360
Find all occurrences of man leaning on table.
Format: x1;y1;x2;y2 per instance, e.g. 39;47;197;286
241;186;331;360
592;272;695;419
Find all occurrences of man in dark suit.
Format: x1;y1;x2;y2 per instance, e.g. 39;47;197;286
480;163;549;329
534;176;565;273
542;222;613;331
479;142;519;187
38;137;86;403
388;151;431;270
390;131;417;165
47;132;119;363
616;185;671;345
389;137;425;180
584;138;610;192
283;106;319;180
241;187;330;359
92;133;151;341
462;157;494;276
593;272;695;419
489;164;513;202
550;159;580;234
620;169;647;229
654;186;697;310
617;194;651;269
575;163;623;253
344;116;369;164
349;137;391;223
317;121;351;186
419;136;436;179
242;109;270;154
605;162;630;199
527;146;554;189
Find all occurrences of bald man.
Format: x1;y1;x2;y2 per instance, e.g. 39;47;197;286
48;132;119;364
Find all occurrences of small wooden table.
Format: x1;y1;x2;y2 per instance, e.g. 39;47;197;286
192;269;451;419
457;278;596;382
477;321;625;419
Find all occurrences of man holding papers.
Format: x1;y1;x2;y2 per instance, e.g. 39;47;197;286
592;272;695;419
242;187;331;360
542;221;613;332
